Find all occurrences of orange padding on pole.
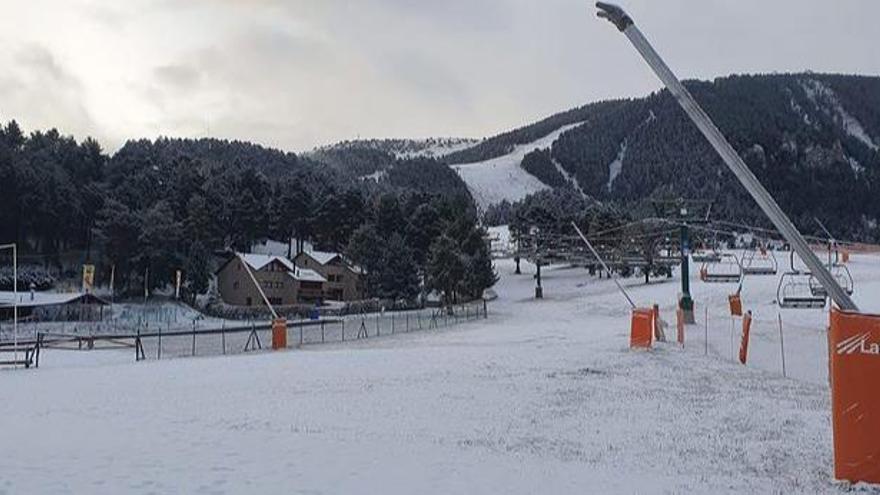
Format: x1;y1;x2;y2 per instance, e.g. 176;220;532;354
729;294;743;317
842;250;850;264
272;318;287;350
676;308;685;346
630;308;653;349
652;304;664;342
738;311;752;364
829;309;880;484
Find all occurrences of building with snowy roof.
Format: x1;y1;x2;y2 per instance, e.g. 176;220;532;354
215;253;326;307
0;291;110;320
294;250;365;302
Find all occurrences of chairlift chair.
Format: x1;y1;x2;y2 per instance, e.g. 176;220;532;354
741;245;778;276
699;253;742;283
809;264;854;297
777;252;826;309
692;249;722;264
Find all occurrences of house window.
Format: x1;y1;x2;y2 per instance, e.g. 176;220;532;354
246;297;252;306
336;274;344;283
233;281;240;290
269;297;282;306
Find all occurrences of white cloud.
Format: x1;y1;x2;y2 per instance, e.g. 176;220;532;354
0;0;878;152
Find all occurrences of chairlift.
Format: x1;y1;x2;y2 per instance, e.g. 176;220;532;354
692;248;722;264
699;253;742;283
777;252;826;309
741;245;778;276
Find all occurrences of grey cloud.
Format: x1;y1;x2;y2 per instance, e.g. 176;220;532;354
154;64;202;90
15;44;81;88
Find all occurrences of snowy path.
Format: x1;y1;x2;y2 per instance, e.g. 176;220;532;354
1;256;878;493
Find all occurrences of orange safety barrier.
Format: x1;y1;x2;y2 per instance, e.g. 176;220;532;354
630;308;653;349
738;311;752;364
829;309;880;484
729;294;743;317
272;318;287;350
676;308;685;346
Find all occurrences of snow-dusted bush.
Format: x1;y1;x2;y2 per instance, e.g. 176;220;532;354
0;266;56;291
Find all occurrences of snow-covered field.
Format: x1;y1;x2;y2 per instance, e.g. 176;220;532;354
2;253;880;493
450;123;583;210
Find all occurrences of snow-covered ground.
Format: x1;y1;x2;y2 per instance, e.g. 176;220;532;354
450;123;583;210
2;253;880;493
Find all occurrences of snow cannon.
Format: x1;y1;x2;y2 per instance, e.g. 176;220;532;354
630;308;653;349
829;309;880;484
272;318;287;350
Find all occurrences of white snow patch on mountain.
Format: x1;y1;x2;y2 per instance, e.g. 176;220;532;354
395;138;479;159
361;169;387;182
551;157;587;198
451;123;583;210
607;111;656;193
801;79;878;151
607;141;627;191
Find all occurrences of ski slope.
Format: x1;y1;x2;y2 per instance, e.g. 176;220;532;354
450;123;583;210
3;253;880;493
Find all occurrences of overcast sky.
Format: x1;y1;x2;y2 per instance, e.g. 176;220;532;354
1;0;878;153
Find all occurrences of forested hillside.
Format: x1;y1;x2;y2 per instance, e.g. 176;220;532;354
0;126;487;301
452;73;880;241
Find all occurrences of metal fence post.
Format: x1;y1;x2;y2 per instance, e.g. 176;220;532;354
321;321;325;343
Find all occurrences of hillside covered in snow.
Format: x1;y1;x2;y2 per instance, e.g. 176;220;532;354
443;73;880;240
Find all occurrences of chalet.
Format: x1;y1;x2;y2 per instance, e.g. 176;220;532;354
294;250;365;302
216;253;326;307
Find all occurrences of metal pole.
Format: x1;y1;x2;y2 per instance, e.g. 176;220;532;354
778;313;787;378
680;224;694;322
596;2;857;311
237;254;279;319
572;222;636;309
704;304;709;356
13;244;18;367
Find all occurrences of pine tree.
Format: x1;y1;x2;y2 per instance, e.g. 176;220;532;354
427;234;465;305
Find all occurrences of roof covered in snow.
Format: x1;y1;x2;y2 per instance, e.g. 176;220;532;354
288;267;327;283
238;253;294;272
0;291;109;308
303;250;340;265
